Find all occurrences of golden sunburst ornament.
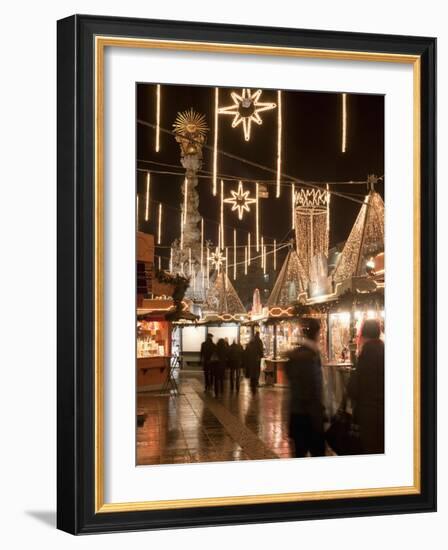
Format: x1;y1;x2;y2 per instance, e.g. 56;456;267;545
218;89;276;141
173;108;208;138
224;181;257;220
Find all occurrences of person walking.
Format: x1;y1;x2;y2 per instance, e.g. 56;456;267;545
228;339;244;392
349;319;384;454
245;332;264;395
200;333;216;392
214;338;228;397
285;318;325;458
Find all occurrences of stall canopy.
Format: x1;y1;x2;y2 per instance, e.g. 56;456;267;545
204;271;247;319
267;248;307;308
333;191;385;283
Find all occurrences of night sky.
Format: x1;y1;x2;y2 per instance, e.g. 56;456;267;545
136;83;384;277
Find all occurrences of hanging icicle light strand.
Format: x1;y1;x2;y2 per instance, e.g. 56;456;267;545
342;92;347;153
180;211;184;250
261;236;264;269
157;203;162;244
244;246;248;275
206;247;210;287
213;87;219;196
276;90;282;198
248;232;251;265
256;182;260;251
233;229;237;280
201;218;204;274
155;84;161;152
145;172;151;221
274;239;277;270
183;177;188;226
220;179;225;247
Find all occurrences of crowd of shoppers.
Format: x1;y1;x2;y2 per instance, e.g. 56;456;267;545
200;316;385;458
199;333;264;397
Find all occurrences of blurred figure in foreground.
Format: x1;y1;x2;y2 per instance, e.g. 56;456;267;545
349;319;384;454
200;333;216;392
285;318;325;458
228;339;244;392
214;338;228;397
245;332;264;395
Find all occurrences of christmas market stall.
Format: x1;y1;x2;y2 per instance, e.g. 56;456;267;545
261;247;308;385
136;243;192;391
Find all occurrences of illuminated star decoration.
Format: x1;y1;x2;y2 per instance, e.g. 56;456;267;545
209;248;226;271
224;181;257;220
218;89;276;141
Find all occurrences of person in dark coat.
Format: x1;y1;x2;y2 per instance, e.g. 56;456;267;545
245;333;264;395
214;338;228;397
285;318;325;458
349;319;384;454
228;339;244;392
200;333;216;391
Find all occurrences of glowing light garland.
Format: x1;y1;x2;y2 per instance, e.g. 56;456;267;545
248;232;251;265
213;88;219;196
157;203;162;244
256;182;260;251
183;177;188;226
274;239;277;270
180;211;184;250
206;248;210;287
145;172;151;221
244;246;248;275
155;84;161;152
200;218;204;274
276;90;282;198
218;88;276;142
224;180;256;220
220;179;225;247
233;229;237;280
342;93;347;153
261;236;264;269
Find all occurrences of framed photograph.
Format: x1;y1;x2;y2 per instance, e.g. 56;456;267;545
57;14;436;534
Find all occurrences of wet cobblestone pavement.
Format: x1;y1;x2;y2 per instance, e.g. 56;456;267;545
137;371;295;465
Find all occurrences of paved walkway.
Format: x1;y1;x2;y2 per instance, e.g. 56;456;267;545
137;371;294;465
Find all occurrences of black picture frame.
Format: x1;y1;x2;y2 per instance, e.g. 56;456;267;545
57;14;436;534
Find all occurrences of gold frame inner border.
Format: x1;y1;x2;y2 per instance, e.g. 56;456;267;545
94;35;421;513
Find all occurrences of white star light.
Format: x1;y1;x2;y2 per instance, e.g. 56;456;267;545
218;89;276;141
209;248;226;270
224;181;257;220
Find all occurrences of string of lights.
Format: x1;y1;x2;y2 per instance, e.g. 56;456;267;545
137;160;383;188
137;119;370;205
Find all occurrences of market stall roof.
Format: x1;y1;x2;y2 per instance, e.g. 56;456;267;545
333;191;385;283
204;271;246;316
267;248;307;308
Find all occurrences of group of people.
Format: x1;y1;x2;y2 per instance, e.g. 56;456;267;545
285;317;384;458
200;332;264;397
200;318;384;458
